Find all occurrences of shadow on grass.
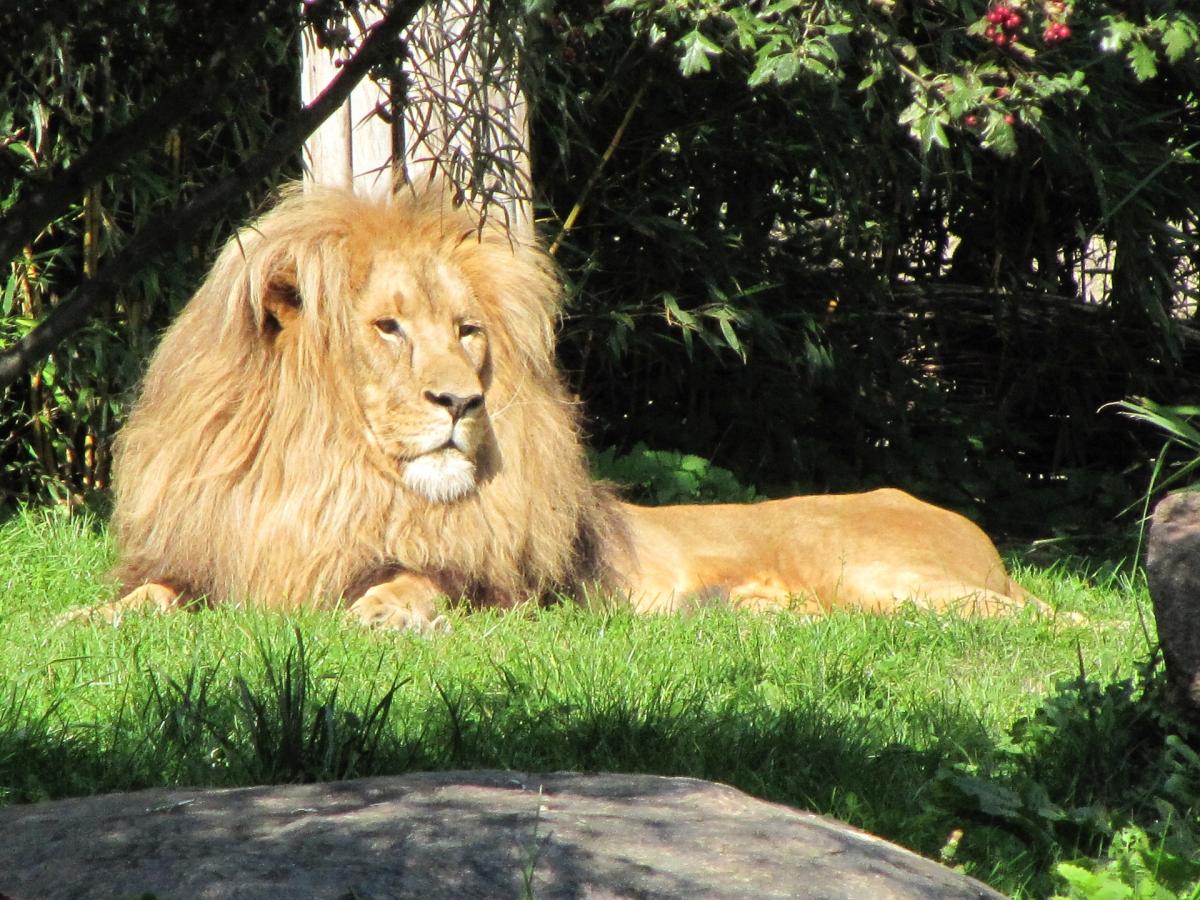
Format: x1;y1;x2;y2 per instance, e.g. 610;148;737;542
0;665;1127;895
1;622;1193;898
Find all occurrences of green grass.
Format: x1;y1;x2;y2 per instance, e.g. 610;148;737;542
1;506;1197;897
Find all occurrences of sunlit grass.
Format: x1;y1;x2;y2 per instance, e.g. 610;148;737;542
0;507;1166;896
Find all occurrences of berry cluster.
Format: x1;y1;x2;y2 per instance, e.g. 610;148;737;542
1043;20;1072;43
984;3;1024;48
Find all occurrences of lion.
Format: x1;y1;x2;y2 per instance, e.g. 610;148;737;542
66;185;1042;629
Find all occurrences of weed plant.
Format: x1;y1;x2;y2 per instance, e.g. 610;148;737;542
1;507;1197;897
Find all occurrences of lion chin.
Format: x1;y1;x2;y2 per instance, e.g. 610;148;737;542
402;450;478;504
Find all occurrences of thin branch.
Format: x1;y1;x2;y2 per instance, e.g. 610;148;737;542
549;82;647;257
0;0;424;390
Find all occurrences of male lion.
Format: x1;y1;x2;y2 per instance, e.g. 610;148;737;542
68;186;1039;629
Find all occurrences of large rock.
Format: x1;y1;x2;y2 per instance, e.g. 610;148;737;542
0;770;1001;899
1147;490;1200;712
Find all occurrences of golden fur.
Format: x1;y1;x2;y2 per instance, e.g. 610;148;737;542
68;185;1042;628
609;491;1039;617
90;185;621;630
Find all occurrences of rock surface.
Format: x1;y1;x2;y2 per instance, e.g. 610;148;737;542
1147;490;1200;712
0;770;1003;899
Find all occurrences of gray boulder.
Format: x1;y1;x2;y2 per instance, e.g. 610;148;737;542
1147;490;1200;712
0;770;1003;899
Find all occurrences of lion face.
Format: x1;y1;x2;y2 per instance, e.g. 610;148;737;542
347;252;493;504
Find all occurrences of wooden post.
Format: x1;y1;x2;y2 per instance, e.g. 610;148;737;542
300;1;532;240
300;13;399;198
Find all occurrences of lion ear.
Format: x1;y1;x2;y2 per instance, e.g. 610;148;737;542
262;278;302;336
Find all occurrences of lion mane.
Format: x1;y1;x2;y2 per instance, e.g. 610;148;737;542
110;185;620;612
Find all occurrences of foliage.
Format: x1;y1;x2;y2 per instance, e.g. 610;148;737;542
526;0;1200;540
590;441;756;503
923;656;1200;897
0;0;392;507
1056;822;1200;900
604;0;1199;157
1110;398;1200;500
2;0;1198;539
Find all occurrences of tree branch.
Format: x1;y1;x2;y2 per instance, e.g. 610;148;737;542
0;0;423;391
548;82;647;257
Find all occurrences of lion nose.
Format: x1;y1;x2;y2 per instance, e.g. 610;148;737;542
425;390;484;422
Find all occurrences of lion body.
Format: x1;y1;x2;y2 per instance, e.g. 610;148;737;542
80;186;1037;627
613;490;1032;616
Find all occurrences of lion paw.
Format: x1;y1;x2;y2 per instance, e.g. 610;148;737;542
56;582;180;627
55;605;114;627
347;590;451;636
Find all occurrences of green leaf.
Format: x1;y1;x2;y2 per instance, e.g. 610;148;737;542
718;317;743;356
1162;19;1198;64
748;37;802;87
916;112;949;154
762;0;802;15
678;29;721;77
983;114;1018;157
661;294;696;359
662;293;696;328
1128;42;1159;81
1100;19;1137;53
857;70;882;91
4;142;35;163
801;58;832;79
1055;861;1103;891
725;6;765;51
952;774;1023;818
751;52;802;86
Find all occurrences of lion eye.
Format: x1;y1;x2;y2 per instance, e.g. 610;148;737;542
458;322;483;340
374;318;405;339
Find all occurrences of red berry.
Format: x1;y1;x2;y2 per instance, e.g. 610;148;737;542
985;24;997;37
994;86;1011;98
986;3;1010;23
1005;12;1023;29
1004;113;1016;125
1057;23;1071;38
964;114;980;127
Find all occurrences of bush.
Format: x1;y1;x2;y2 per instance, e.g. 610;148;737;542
528;0;1200;540
0;0;308;506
